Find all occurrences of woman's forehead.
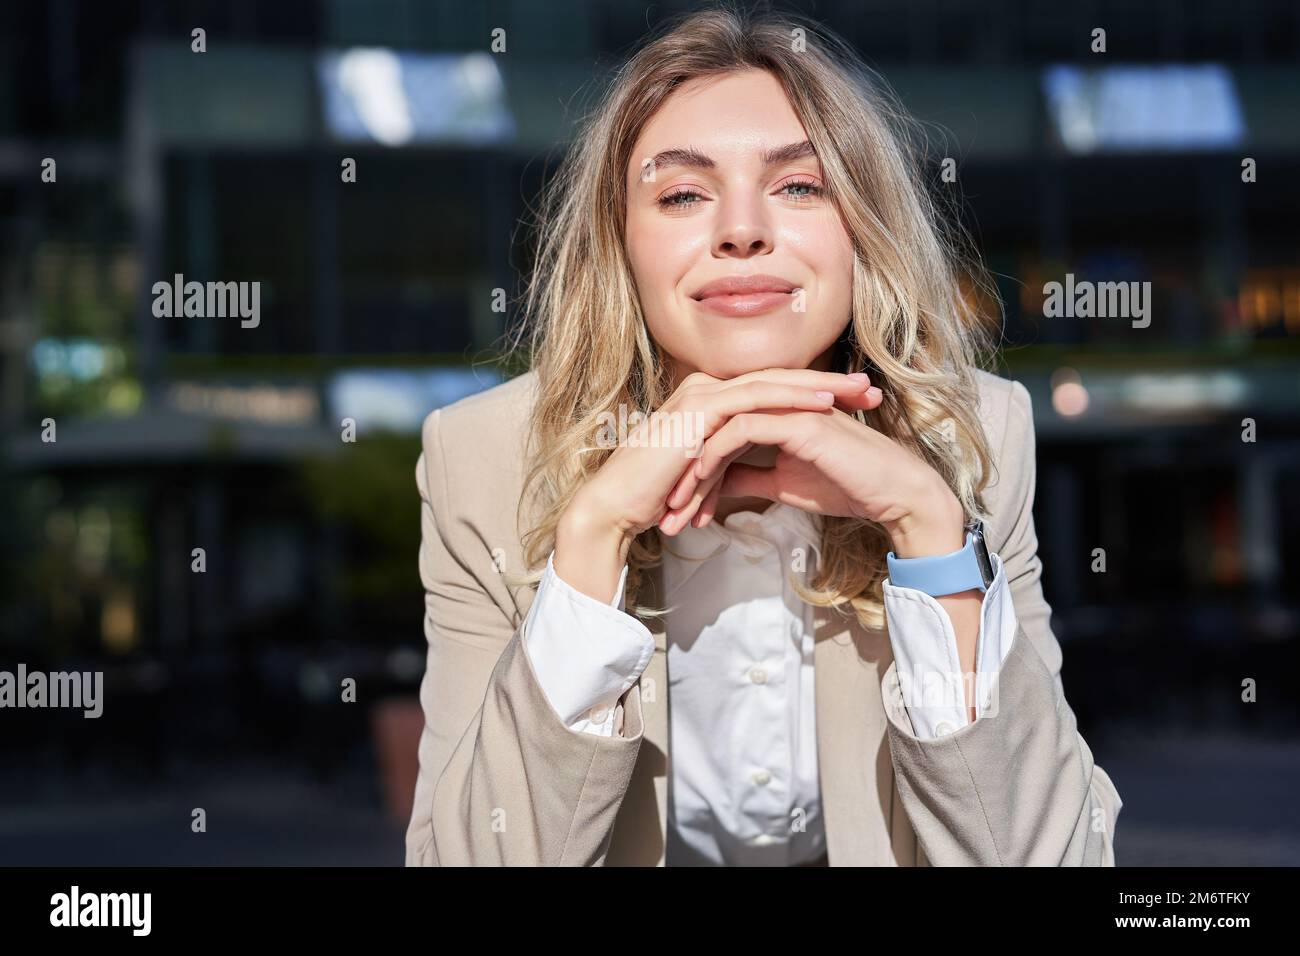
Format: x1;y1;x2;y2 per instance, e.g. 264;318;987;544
627;74;812;177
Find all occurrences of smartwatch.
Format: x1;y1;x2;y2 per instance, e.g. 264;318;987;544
886;519;995;596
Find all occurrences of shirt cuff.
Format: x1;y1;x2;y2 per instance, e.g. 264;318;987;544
520;550;655;737
881;552;1017;740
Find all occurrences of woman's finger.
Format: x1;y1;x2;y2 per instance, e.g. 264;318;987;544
693;478;724;528
694;411;815;483
662;432;758;531
659;492;704;535
692;379;853;433
661;446;742;533
668;426;760;511
660;465;723;533
718;368;872;394
834;385;883;414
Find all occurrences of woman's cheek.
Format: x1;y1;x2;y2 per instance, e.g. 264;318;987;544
629;225;681;295
796;230;855;327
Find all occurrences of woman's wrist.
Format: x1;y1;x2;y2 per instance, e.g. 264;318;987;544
885;476;966;559
555;493;633;604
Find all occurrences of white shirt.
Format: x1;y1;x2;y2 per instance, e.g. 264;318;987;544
520;502;1017;866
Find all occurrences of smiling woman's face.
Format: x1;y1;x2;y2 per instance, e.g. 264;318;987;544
624;69;856;384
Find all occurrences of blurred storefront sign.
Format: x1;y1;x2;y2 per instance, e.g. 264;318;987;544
167;381;319;425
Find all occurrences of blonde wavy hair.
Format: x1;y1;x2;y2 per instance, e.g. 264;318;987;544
505;4;1002;630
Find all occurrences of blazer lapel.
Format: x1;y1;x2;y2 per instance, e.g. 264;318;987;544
813;608;910;865
609;557;671;865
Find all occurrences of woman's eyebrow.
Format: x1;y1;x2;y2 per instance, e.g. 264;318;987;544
641;140;817;177
761;140;816;166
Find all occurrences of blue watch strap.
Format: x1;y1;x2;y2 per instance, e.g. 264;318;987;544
886;532;988;596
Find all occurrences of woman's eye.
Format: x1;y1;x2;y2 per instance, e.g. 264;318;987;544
657;188;704;208
655;181;822;208
779;180;824;201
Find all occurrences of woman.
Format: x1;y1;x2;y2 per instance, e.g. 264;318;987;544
405;6;1122;866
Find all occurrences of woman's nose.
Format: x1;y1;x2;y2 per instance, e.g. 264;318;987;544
711;195;773;258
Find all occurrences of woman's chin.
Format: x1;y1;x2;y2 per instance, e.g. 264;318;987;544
693;350;825;379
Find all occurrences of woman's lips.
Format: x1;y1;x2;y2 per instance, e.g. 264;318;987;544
693;290;794;317
689;275;799;317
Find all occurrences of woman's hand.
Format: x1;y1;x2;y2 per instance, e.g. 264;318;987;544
554;369;878;602
661;402;967;559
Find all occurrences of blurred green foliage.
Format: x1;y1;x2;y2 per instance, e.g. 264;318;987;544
297;430;423;625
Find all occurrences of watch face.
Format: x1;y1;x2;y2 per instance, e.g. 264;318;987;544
972;528;995;587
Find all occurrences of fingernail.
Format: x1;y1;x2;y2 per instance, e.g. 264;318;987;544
814;390;834;401
846;372;869;382
867;386;881;398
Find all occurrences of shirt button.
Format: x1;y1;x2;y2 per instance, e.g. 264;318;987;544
934;721;955;736
751;769;772;787
590;706;609;723
748;666;768;684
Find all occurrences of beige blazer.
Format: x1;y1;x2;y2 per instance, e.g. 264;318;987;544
404;368;1123;866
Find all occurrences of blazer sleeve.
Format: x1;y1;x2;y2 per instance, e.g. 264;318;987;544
880;380;1124;865
404;408;646;866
